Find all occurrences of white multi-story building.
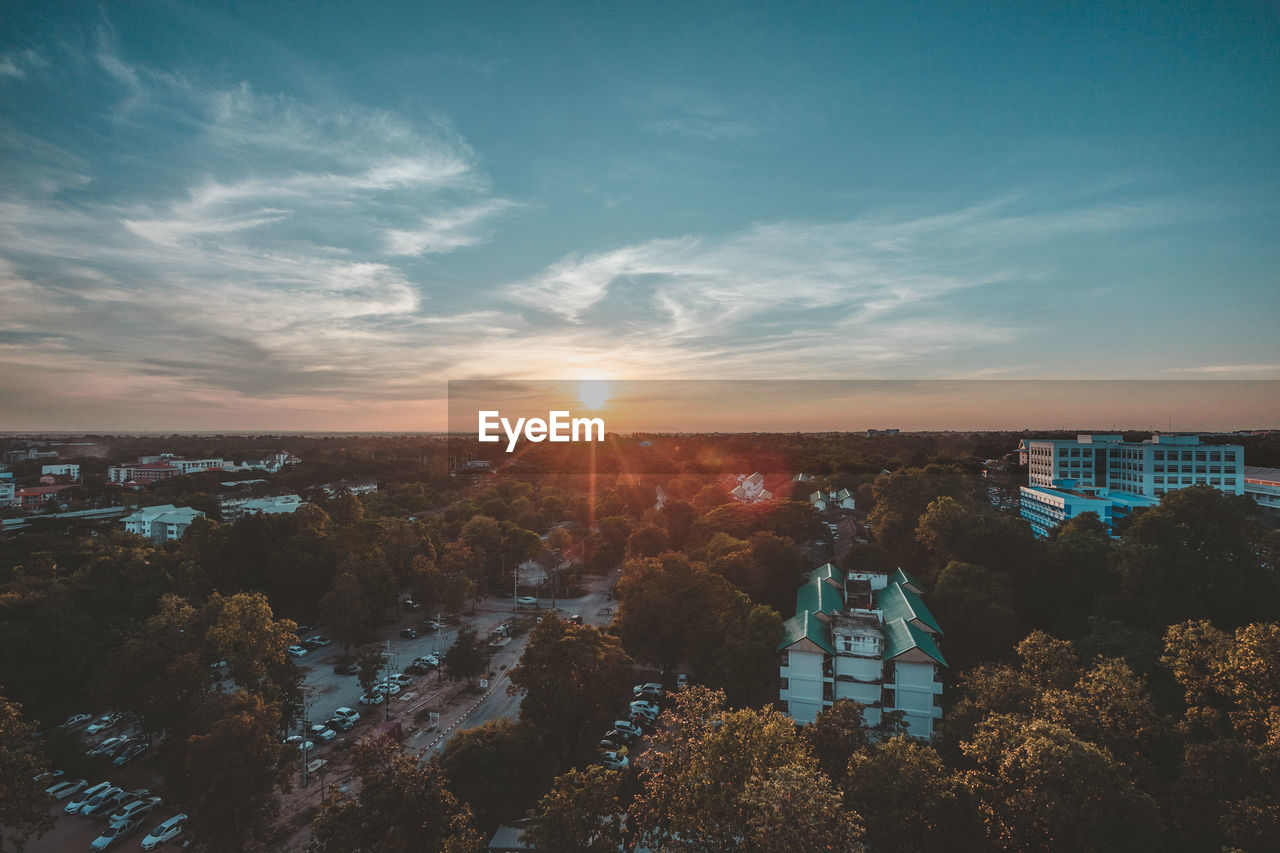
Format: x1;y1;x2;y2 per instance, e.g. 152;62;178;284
1244;466;1280;511
219;493;306;522
0;480;15;507
778;563;945;739
41;463;81;481
1020;434;1245;536
810;488;855;512
121;504;205;541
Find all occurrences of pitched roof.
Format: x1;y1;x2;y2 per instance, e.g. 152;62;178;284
891;567;923;593
878;581;943;635
794;575;843;616
807;563;845;587
883;617;948;666
778;611;835;655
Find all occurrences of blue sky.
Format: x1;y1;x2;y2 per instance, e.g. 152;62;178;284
0;1;1277;430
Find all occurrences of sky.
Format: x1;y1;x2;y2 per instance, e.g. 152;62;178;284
0;1;1277;431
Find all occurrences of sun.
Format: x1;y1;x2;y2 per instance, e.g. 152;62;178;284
578;379;611;410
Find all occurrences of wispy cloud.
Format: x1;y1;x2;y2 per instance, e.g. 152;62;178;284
1166;364;1280;376
0;49;47;80
638;88;764;142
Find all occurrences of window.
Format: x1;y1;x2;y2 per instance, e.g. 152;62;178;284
779;677;789;691
882;689;896;708
779;650;789;667
822;683;834;702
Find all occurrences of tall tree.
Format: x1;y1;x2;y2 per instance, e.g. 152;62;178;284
0;692;53;853
438;720;542;832
507;617;633;765
444;626;489;687
309;737;482;853
615;552;735;672
523;766;627;853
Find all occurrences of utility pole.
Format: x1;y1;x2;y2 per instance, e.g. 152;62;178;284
300;685;313;788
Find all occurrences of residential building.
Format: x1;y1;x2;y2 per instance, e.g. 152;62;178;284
730;472;773;504
41;463;81;481
1019;434;1245;537
810;488;855;512
121;504;205;541
1244;466;1280;511
865;428;900;437
218;493;305;522
321;479;379;497
109;455;226;484
0;480;15;507
13;484;75;510
778;563;945;738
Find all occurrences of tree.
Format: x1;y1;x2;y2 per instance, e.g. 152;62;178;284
507;617;633;765
703;593;782;706
868;464;974;573
960;714;1162;851
625;524;669;559
309;736;482;853
931;560;1020;669
523;766;627;853
615;552;735;672
631;689;862;853
203;591;301;719
183;690;290;852
444;626;488;686
356;644;387;695
319;571;376;653
801;699;873;785
0;693;53;853
845;737;982;853
438;720;541;832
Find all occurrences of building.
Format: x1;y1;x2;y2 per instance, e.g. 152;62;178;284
218;493;306;522
121;504;205;541
730;472;773;504
778;563;945;738
865;428;900;437
321;479;379;497
41;463;81;481
1244;466;1280;511
12;484;76;510
225;450;302;473
109;455;226;484
810;488;855;512
1018;434;1245;537
0;480;15;507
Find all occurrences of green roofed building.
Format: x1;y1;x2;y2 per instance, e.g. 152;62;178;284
777;560;946;738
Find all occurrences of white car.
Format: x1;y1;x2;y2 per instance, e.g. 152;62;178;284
283;736;315;752
306;635;331;647
598;751;629;770
107;795;160;826
629;700;659;717
45;778;87;800
65;780;112;814
516;596;537;606
140;813;187;850
78;785;124;816
309;724;337;743
612;720;643;739
386;673;414;688
60;713;92;729
287;645;309;657
86;712;122;734
375;680;401;696
88;816;141;850
358;692;383;706
332;707;360;725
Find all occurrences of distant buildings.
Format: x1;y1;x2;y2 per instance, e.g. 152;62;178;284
778;562;946;739
730;472;773;504
218;493;306;522
1018;434;1245;536
12;484;75;510
41;463;81;482
121;504;205;541
321;478;378;497
109;455;226;485
0;480;15;507
1244;466;1280;511
810;488;855;512
864;428;900;437
225;450;302;473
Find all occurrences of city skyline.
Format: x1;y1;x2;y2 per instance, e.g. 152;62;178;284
1;2;1278;431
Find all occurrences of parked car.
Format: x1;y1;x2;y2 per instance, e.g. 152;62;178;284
676;672;690;689
375;680;402;696
86;712;122;734
612;720;643;739
332;707;360;725
88;816;142;850
106;795;160;827
60;713;92;729
386;673;414;688
632;683;663;700
309;724;337;743
598;739;628;756
306;635;331;647
112;742;149;767
140;813;188;850
97;788;147;817
86;736;127;758
567;613;583;625
286;645;309;657
629;699;660;717
358;692;384;706
283;735;315;752
46;778;87;800
399;627;420;639
78;785;124;817
33;769;64;782
604;728;636;745
334;662;358;675
516;596;537;607
598;751;629;770
66;781;113;815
